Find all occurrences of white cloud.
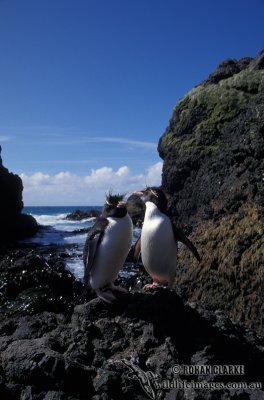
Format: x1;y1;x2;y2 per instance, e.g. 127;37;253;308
93;137;157;150
20;162;163;206
0;135;12;142
43;136;157;150
20;172;51;186
146;161;163;186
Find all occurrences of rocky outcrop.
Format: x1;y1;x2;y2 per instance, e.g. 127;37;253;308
0;249;82;314
158;50;264;336
65;199;145;226
0;148;38;241
126;194;145;225
0;248;263;400
65;210;101;221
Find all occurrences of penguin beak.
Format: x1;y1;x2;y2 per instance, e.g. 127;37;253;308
117;201;126;208
133;191;144;197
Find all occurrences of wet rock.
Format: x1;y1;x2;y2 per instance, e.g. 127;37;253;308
0;250;82;316
126;194;145;226
42;392;66;400
0;279;263;399
65;210;100;221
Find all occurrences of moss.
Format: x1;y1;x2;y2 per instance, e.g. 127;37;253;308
189;83;250;132
256;182;264;195
226;69;264;93
159;131;181;150
202;138;221;155
180;136;197;152
180;136;221;155
176;202;264;336
160;67;264;156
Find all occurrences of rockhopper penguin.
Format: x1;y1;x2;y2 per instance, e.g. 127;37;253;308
133;187;201;289
83;193;133;303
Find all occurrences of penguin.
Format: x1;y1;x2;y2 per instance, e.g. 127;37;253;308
132;187;201;288
83;193;133;303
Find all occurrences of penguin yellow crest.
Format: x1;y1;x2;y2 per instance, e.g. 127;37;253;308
149;188;158;198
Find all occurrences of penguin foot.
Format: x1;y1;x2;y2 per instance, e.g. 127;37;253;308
95;288;117;304
143;282;161;289
144;278;173;289
109;282;128;293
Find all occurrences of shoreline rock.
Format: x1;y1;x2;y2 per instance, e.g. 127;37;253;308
126;194;145;226
0;247;263;399
65;209;101;221
65;200;145;227
0;248;83;316
0;151;38;241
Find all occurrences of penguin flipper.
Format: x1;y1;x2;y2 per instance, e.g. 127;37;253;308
171;223;201;262
83;217;109;284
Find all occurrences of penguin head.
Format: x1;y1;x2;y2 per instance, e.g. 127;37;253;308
102;192;127;218
133;187;168;212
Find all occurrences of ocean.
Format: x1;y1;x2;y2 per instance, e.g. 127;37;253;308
22;206;140;281
22;206;102;279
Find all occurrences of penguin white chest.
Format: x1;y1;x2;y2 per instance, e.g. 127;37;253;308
141;202;177;281
89;214;133;289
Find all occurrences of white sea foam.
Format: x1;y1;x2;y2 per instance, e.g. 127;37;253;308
67;258;84;279
64;233;87;245
31;213;69;226
133;227;141;243
31;213;96;231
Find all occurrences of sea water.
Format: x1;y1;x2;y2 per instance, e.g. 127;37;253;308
22;206;140;280
22;206;102;279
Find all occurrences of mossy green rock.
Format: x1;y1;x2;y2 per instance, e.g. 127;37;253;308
158;50;264;336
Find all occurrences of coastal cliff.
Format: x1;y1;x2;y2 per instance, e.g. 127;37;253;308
158;50;264;336
0;148;38;242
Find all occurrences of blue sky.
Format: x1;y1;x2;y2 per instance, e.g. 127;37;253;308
0;0;263;205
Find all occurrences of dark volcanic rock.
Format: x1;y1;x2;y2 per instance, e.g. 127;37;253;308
203;57;252;85
65;209;101;221
158;49;264;336
250;48;264;70
0;250;82;316
0;245;263;399
126;194;145;225
0;283;263;400
0;148;38;241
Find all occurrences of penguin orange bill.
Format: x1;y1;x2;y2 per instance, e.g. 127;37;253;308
117;201;126;208
132;191;144;196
